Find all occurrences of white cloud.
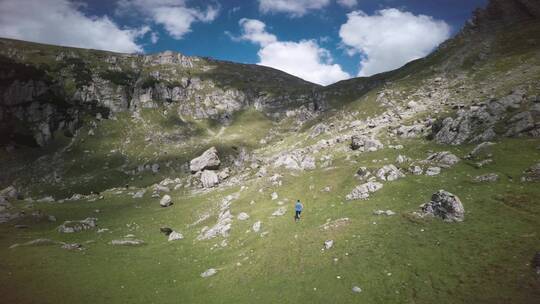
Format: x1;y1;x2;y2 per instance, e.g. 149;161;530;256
0;0;145;53
337;0;358;8
238;18;350;86
258;0;331;17
150;32;159;44
339;8;451;76
117;0;219;39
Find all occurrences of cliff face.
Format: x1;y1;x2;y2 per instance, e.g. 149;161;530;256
0;42;321;147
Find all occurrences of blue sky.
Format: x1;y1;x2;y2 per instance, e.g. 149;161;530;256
0;0;488;85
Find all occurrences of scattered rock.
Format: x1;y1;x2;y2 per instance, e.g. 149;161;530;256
132;190;146;198
168;231;184;241
197;194;238;240
252;221;261;232
467;142;495;159
351;135;383;152
9;238;62;249
356;167;372;180
0;186;18;200
425;151;460;168
159;195;172;207
425;167;441;176
190;147;220;173
62;243;83;251
110;239;145;246
271;192;278;200
473;173;499;182
346;182;383;200
522;163;540;182
376;165;405;181
418;190;464;222
151;163;160;173
201;268;217;278
352;286;362;293
57;218;97;233
272;207;287;216
324;240;334;250
373;210;396;216
237;212;250;221
409;165;423;175
320;218;349;230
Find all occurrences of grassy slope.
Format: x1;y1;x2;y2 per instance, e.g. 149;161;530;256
1;19;540;304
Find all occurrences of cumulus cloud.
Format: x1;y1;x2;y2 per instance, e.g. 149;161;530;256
238;18;350;85
258;0;331;17
339;8;451;76
0;0;146;53
337;0;358;8
117;0;219;39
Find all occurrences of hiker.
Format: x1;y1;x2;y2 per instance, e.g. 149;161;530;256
294;199;303;222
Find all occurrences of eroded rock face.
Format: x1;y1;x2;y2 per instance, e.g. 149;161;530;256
419;190;464;222
190;147;221;173
432;91;540;145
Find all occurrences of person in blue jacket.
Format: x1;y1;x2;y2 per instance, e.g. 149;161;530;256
294;199;303;222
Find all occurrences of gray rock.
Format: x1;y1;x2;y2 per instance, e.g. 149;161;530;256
373;210;396;216
9;238;63;249
133;190;146;199
351;136;383;152
425;151;460;168
425;167;441;176
346;181;383;200
200;170;219;188
168;231;184;241
0;186;18;200
151;163;160;173
352;286;362;293
237;212;250;221
197;194;237;240
473;173;499;182
159;195;172;207
356;167;372;180
409;165;423;175
190;147;220;173
419;190;464;222
376;165;405;181
522;163;540;182
252;220;262;232
467;142;495;159
62;243;83;251
57;218;97;233
272;207;287;216
324;240;334;250
110;239;145;246
201;268;217;278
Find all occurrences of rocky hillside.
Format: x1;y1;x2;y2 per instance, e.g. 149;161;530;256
0;0;539;303
0;39;321;147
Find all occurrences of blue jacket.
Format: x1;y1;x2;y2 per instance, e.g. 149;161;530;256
295;202;303;211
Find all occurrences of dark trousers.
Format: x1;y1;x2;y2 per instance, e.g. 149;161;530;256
295;210;302;220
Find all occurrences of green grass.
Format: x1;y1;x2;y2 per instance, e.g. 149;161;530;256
1;138;539;303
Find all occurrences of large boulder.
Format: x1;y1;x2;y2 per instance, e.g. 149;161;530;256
190;147;220;173
0;186;18;200
160;195;173;207
419;190;464;222
200;170;219;188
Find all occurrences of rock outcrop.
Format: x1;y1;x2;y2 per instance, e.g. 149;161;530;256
418;190;465;222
